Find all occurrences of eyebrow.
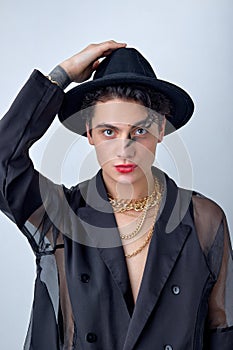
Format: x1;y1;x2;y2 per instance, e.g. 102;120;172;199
94;123;121;130
94;118;152;130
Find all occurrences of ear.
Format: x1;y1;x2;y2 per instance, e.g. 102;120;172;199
86;123;94;145
157;117;166;143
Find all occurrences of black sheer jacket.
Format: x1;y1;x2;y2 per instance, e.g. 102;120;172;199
0;70;233;350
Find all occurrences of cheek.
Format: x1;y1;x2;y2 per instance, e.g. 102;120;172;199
93;140;115;166
137;138;157;155
134;139;157;166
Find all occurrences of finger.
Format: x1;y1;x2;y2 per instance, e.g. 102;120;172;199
101;40;127;50
102;48;119;56
92;60;100;70
98;43;127;59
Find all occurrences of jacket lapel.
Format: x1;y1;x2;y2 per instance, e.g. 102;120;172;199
77;170;134;316
123;174;192;350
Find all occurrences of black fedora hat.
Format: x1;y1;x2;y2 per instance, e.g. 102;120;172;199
58;47;194;136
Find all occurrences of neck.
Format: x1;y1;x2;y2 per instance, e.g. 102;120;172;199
103;171;155;200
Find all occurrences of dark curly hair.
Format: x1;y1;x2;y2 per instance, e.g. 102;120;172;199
80;84;173;132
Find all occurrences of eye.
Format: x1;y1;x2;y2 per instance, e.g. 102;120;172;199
134;128;148;136
103;129;115;137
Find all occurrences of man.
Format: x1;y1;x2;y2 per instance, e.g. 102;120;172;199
0;40;232;349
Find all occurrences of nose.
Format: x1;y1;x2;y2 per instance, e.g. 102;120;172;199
116;137;136;159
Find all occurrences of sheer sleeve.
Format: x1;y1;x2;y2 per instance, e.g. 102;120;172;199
192;193;233;349
24;200;76;349
0;71;76;348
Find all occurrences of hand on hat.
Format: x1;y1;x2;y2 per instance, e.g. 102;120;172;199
59;40;127;84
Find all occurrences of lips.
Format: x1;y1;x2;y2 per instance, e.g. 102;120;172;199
115;164;137;173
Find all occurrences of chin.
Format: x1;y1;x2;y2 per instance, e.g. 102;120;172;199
116;174;136;184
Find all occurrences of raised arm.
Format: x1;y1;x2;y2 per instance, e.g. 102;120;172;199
0;70;64;228
0;40;126;230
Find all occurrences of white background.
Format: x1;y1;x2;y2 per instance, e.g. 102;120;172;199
0;0;232;348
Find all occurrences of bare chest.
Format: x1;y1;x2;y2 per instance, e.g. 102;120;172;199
123;239;150;304
114;212;153;303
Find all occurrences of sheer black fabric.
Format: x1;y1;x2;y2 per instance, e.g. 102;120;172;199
193;194;233;329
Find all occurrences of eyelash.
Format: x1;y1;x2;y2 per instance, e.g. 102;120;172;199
102;128;148;138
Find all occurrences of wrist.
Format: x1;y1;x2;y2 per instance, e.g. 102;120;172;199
48;65;72;89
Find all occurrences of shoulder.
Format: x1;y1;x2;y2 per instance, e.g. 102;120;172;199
192;191;224;224
157;169;225;222
189;191;227;256
63;178;90;209
164;171;226;254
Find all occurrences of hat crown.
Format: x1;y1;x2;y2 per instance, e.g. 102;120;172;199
93;47;157;80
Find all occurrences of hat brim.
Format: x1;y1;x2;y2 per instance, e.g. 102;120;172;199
58;73;194;136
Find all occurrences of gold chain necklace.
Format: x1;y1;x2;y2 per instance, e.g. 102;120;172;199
122;208;157;218
109;177;163;240
119;196;162;240
108;177;161;213
124;224;154;258
123;204;158;256
119;203;148;240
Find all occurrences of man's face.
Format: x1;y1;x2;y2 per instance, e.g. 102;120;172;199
86;98;166;185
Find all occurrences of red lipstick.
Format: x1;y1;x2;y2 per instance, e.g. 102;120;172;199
115;164;137;173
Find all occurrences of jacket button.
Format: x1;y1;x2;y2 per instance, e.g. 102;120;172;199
80;273;90;283
172;285;180;295
86;332;97;343
164;345;173;350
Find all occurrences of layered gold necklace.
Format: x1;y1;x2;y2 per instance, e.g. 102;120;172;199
108;176;161;213
108;177;163;258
